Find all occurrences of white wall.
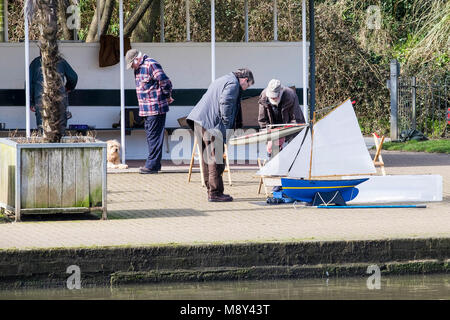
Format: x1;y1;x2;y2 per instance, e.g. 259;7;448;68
0;41;308;89
0;41;309;160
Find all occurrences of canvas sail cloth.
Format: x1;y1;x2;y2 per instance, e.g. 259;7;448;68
257;99;376;178
229;124;306;146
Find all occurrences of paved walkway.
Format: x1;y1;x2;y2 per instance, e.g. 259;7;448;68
0;151;449;250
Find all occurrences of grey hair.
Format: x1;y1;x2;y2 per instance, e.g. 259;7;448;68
233;68;255;85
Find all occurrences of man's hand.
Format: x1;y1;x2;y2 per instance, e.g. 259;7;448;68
168;97;174;104
30;105;36;112
267;137;285;154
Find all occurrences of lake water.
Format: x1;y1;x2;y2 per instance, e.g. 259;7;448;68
0;273;449;300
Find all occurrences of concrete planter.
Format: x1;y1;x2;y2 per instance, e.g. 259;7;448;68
0;137;107;222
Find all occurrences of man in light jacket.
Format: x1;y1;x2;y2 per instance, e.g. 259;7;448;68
187;68;254;202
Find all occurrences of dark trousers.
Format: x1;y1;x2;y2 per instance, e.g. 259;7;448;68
144;113;166;171
195;129;225;197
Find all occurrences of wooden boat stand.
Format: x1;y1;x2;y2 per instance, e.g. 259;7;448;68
257;159;269;196
187;136;232;187
372;133;386;176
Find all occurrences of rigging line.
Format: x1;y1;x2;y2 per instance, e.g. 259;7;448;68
287;124;311;173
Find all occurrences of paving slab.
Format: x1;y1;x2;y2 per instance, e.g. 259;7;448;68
0;150;449;250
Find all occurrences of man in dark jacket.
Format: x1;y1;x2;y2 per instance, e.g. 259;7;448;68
258;79;305;156
29;54;78;132
187;68;254;202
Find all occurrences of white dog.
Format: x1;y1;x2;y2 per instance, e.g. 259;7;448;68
107;139;129;169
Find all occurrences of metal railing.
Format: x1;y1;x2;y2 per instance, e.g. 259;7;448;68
388;59;449;139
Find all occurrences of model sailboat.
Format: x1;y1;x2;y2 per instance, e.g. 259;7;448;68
256;99;376;203
229;123;307;146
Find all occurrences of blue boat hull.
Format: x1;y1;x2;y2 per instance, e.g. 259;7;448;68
281;178;369;203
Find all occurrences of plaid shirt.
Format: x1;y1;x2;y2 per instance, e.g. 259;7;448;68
134;55;173;116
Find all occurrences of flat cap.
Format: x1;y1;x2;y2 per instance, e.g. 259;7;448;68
125;49;140;70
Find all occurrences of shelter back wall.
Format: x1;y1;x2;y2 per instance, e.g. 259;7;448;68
0;42;308;160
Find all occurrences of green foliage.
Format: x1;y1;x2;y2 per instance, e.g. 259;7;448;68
422;118;448;139
392;34;420;64
383;139;450;154
435;53;449;69
5;0;448;137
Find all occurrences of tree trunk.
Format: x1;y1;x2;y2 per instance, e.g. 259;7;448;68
123;0;155;38
36;0;65;143
86;0;155;42
131;0;160;42
85;0;116;42
85;0;105;42
99;0;115;37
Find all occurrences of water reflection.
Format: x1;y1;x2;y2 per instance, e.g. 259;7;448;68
0;274;449;300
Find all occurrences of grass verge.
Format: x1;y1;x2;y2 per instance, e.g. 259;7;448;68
382;139;450;154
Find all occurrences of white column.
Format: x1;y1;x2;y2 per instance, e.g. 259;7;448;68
4;0;8;42
302;0;308;123
186;0;190;41
273;0;277;41
211;0;215;81
119;0;126;163
160;0;165;42
97;0;100;40
24;3;30;137
244;0;248;42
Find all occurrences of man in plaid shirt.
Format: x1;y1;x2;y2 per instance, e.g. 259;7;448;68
126;49;173;174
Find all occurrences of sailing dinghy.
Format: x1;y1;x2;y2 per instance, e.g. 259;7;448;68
256;99;376;203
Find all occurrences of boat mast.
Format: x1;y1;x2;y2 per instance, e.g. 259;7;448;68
307;0;316;180
308;0;316;121
308;112;315;180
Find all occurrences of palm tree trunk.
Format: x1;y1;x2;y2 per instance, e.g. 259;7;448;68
35;0;65;143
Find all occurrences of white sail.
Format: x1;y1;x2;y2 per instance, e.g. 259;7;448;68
257;99;376;178
256;126;311;176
